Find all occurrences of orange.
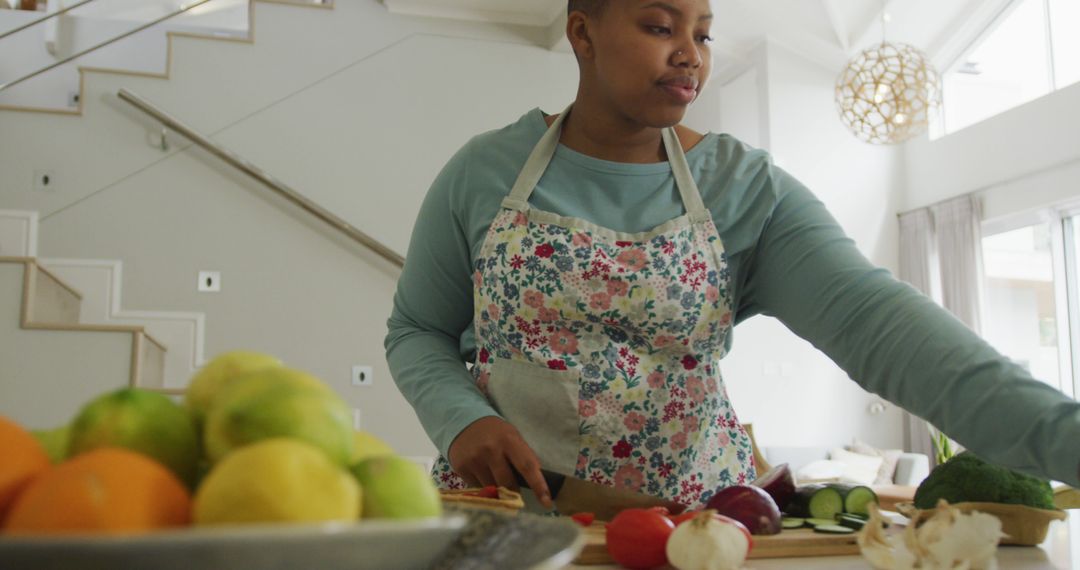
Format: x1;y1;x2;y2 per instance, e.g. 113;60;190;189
3;447;191;535
0;416;51;523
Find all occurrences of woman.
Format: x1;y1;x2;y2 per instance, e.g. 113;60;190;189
385;0;1080;512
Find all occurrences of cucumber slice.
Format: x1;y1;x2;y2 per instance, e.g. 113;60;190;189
781;517;806;529
825;484;879;516
787;485;844;520
837;515;866;530
813;524;856;534
806;518;838;527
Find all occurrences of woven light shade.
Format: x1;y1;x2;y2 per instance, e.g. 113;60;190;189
835;42;942;145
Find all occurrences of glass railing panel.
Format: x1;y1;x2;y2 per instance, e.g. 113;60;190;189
0;0;249;109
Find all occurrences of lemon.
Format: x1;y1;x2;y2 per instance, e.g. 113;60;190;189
351;456;442;520
203;367;353;465
185;351;283;428
351;430;395;464
194;438;361;525
68;388;200;486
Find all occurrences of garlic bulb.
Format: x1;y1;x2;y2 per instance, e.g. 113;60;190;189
666;511;750;570
858;501;1004;570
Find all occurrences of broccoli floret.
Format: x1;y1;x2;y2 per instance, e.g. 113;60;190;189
913;451;1055;510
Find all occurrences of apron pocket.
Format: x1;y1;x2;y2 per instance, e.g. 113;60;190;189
488;359;581;476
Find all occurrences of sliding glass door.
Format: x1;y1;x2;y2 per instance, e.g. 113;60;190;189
981;208;1080;400
1061;212;1080;399
981;221;1066;392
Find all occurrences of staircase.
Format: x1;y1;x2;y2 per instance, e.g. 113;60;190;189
0;0;345;429
0;209;202;427
0;0;563;457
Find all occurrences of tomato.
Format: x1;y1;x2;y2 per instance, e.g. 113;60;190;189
461;485;499;499
570;512;596;527
666;512;689;525
605;508;676;569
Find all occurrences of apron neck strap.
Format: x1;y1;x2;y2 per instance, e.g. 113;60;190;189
504;104;710;223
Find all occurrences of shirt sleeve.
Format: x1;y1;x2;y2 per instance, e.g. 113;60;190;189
384;145;501;459
738;160;1080;486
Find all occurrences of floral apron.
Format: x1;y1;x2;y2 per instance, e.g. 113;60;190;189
432;106;756;510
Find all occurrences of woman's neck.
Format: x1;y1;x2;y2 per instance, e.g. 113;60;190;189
551;93;705;164
558;94;669;164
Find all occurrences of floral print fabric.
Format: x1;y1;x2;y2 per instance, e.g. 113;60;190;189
432;204;756;509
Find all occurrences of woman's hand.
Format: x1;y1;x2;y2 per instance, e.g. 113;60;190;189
447;416;553;509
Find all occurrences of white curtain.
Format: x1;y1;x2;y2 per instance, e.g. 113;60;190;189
897;195;984;461
898;208;939;300
932;196;985;334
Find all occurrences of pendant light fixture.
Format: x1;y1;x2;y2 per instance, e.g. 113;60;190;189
835;2;942;145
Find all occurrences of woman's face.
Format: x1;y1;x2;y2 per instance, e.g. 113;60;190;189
578;0;714;128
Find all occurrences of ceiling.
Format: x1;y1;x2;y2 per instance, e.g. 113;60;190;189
381;0;1009;76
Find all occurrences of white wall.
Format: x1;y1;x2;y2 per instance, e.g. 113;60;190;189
903;82;1080;221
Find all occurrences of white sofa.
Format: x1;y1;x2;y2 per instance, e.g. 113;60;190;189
763;446;931;487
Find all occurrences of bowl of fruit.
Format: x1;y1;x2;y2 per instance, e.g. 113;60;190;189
0;351;581;570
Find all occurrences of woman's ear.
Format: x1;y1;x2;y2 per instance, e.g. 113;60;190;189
566;12;595;60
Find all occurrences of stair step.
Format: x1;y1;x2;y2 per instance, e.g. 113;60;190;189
0;262;150;428
39;259;204;390
25;262;82;325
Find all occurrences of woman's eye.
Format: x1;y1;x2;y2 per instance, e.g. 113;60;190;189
647;25;672;35
697;34;714;44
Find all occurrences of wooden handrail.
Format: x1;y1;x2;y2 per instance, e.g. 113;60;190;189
118;88;405;269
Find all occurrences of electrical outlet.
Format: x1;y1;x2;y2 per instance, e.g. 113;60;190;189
197;270;221;292
352;365;373;387
33;170;56;192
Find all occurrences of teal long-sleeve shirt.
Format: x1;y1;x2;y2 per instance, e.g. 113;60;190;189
385;108;1080;487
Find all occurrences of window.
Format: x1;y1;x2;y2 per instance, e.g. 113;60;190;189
935;0;1078;137
1049;0;1080;89
981;208;1080;399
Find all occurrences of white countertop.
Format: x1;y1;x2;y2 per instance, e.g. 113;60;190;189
565;510;1080;570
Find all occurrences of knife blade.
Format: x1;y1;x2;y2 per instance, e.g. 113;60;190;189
514;468;686;520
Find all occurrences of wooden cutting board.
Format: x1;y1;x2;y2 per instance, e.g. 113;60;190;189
574;525;859;565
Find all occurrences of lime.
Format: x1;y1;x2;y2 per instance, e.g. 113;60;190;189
68;388;200;486
30;424;69;464
351;456;442;520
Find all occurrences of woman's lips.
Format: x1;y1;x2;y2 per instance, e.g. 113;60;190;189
659;77;699;104
660;83;697;104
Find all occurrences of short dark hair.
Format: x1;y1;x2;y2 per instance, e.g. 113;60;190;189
568;0;607;16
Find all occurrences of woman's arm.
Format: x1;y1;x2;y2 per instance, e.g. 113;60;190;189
738;163;1080;486
384;146;552;502
384;149;495;458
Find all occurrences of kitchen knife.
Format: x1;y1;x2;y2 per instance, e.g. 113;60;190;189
515;468;686;521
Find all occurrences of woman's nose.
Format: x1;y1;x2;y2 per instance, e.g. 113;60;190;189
672;44;702;68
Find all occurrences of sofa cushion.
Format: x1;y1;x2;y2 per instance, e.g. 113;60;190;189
829;448;884;486
795;459;847;484
851;438;904;485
